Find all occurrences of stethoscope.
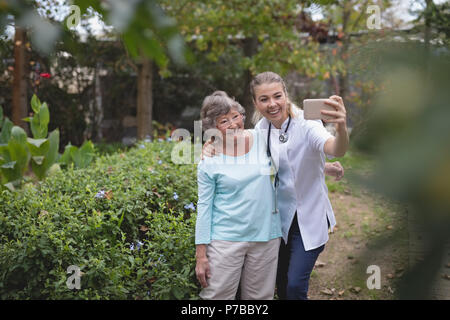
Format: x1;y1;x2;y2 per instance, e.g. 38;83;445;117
266;115;291;214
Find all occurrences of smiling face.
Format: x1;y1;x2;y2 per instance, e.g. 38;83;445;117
215;108;245;139
253;82;289;129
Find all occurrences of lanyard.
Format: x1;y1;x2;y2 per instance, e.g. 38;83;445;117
266;116;291;214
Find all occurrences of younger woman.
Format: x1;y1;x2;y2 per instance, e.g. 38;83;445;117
250;71;349;300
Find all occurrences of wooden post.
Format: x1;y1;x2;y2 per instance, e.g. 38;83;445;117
241;36;258;129
137;59;153;140
12;26;29;134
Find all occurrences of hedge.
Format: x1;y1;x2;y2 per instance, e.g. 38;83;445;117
0;140;200;299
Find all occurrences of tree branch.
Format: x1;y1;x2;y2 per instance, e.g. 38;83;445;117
349;0;371;33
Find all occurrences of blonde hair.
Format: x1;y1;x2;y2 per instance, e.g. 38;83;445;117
249;71;298;125
200;91;246;131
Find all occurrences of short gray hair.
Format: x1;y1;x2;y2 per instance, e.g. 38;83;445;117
200;91;246;131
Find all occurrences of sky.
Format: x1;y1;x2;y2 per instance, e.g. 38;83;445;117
63;0;450;35
308;0;447;25
4;0;448;39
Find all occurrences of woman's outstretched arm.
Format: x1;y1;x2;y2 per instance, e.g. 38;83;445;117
322;95;349;157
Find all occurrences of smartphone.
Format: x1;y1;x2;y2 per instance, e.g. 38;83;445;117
303;99;336;120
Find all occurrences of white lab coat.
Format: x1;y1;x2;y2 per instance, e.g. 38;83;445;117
255;108;336;250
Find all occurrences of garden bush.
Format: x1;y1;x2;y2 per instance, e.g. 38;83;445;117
0;139;200;299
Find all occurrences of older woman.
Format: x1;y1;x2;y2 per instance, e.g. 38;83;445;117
195;91;281;300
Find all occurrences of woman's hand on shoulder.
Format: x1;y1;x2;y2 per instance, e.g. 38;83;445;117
201;139;220;159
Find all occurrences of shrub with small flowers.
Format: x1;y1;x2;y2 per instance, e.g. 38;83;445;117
0;138;200;299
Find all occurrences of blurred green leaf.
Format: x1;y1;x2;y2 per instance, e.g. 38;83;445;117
40;103;50;127
1;161;16;169
353;42;450;299
27;138;47;149
31;94;41;114
31;156;45;166
0;126;30;183
59;143;76;166
75;140;95;168
0;118;13;145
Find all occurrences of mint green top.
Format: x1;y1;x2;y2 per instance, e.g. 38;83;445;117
195;129;282;244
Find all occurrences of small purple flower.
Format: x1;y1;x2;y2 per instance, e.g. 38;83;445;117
130;241;144;251
173;192;179;201
148;254;166;267
138;144;145;149
158;160;163;165
184;202;196;211
166;137;172;142
95;190;106;199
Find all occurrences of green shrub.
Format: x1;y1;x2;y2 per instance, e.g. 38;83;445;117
0;139;200;299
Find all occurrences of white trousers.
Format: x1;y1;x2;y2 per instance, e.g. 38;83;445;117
199;237;281;300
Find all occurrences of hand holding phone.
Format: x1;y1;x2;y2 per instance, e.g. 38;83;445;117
303;99;336;120
304;96;349;158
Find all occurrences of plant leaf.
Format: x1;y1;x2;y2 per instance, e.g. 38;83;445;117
31;94;41;114
1;161;16;169
0;117;13;144
40;103;50;126
32;156;45;165
27;138;48;148
73;140;94;168
31;129;59;180
59;143;77;165
10;126;27;145
3;182;15;192
4;126;30;182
